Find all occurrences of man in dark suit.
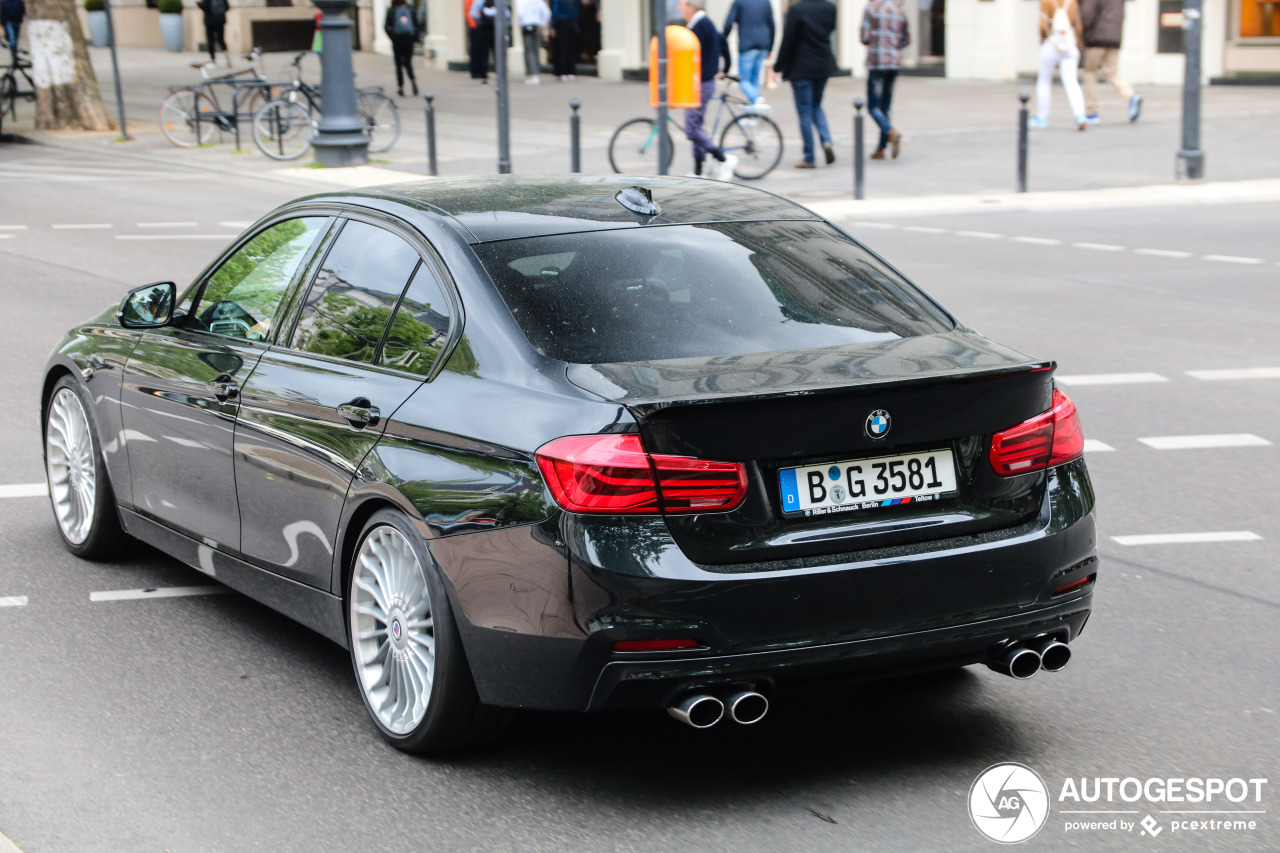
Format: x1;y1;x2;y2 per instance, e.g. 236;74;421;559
677;0;736;179
773;0;838;169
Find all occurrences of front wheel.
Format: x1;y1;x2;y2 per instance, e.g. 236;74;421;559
159;88;218;148
719;114;784;179
252;99;313;161
347;509;510;753
608;117;660;175
357;92;400;153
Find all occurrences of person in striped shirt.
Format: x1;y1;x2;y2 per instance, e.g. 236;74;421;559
860;0;910;160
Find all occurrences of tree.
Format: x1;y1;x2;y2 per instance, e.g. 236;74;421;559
27;0;113;130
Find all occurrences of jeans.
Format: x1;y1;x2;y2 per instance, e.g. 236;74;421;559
684;80;723;167
391;35;416;89
867;69;898;151
790;77;831;165
521;26;541;77
4;22;18;61
736;48;766;104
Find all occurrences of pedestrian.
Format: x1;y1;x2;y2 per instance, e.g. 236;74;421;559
860;0;909;160
384;0;420;97
1;0;24;65
1080;0;1141;123
1031;0;1087;130
676;0;736;180
516;0;551;84
772;0;837;169
721;0;774;109
197;0;228;65
469;0;496;84
550;0;578;81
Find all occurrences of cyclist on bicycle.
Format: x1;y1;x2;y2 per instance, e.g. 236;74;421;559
678;0;737;181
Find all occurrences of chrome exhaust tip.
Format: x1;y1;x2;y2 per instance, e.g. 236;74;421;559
987;646;1042;679
667;694;725;729
726;690;769;725
1032;638;1072;672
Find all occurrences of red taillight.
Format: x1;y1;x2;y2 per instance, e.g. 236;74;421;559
613;639;701;652
535;434;748;515
1052;573;1096;596
989;389;1085;477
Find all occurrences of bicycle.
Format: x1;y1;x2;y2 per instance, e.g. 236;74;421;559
608;75;784;180
0;47;37;130
158;48;272;148
252;52;399;161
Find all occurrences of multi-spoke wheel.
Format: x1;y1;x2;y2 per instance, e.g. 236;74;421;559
252;99;313;160
357;91;400;153
44;377;128;558
159;88;218;148
719;114;784;179
347;509;509;753
608;117;658;174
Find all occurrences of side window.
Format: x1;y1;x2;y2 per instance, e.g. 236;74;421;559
196;217;326;340
380;264;453;377
290;220;421;364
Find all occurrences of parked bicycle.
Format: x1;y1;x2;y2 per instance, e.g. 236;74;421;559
0;46;37;132
159;48;272;148
252;52;399;161
608;75;783;180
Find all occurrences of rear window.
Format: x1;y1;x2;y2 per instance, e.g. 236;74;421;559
471;221;954;364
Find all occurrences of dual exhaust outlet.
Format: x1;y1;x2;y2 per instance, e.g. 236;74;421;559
987;636;1072;679
668;689;768;729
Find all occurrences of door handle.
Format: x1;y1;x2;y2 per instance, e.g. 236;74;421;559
338;399;380;429
208;374;239;401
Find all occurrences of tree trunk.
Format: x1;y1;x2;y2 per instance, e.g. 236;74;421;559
29;0;114;131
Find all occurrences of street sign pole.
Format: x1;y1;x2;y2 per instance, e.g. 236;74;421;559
1175;0;1204;180
495;0;511;173
653;0;670;175
102;0;131;140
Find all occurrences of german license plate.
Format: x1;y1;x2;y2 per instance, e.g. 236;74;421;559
778;449;958;516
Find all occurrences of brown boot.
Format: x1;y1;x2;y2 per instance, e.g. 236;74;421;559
870;149;887;160
888;129;902;159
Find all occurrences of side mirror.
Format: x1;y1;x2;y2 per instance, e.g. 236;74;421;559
118;281;177;329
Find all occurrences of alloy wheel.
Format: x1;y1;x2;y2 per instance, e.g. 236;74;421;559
45;387;96;545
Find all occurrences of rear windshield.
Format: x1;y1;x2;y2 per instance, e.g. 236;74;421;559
471;221;954;364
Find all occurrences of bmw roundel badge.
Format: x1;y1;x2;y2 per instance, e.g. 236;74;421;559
865;410;891;440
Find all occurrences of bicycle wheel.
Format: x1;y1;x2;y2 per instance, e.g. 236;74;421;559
358;91;400;153
608;117;660;175
719;114;784;180
1;71;19;122
159;89;218;148
252;99;313;161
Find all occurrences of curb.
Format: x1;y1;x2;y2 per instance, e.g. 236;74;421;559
0;830;22;853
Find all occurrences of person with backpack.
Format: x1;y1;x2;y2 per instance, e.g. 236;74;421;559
1080;0;1141;123
1031;0;1087;130
197;0;228;65
384;0;420;96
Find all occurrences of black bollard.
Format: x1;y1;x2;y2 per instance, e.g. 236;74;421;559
853;98;865;200
1017;93;1029;193
570;100;581;174
424;94;437;177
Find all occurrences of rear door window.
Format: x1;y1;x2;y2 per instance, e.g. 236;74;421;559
379;263;453;377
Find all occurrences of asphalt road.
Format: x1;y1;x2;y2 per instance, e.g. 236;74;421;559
0;146;1276;852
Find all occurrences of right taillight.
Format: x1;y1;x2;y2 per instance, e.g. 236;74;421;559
535;434;748;515
989;389;1084;477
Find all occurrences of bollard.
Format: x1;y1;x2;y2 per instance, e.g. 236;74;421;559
570;100;581;174
1017;92;1029;193
424;93;437;177
853;98;865;200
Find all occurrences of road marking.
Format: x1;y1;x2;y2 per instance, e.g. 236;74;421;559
115;235;238;241
903;226;948;234
1056;372;1169;386
0;234;12;239
1134;248;1194;258
1138;433;1271;450
0;225;27;230
1187;367;1280;381
90;585;230;602
0;596;28;608
137;221;198;228
1012;236;1062;245
1072;242;1125;252
955;230;1002;239
1082;439;1115;453
51;223;113;230
851;221;897;229
0;483;47;498
1203;254;1265;265
218;221;252;228
1112;531;1262;546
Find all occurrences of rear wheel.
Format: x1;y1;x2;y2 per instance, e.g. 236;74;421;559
159;88;218;148
608;117;658;175
252;99;313;161
719;114;784;179
357;91;400;153
347;509;510;753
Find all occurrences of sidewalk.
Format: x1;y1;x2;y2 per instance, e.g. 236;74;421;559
6;45;1280;206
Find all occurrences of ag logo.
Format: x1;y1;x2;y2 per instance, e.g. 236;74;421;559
969;763;1050;843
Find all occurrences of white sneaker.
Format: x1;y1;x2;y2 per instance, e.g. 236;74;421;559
526;75;540;85
716;154;738;181
739;117;757;128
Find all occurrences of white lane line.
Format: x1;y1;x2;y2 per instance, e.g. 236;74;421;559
1072;242;1125;252
0;225;27;230
0;234;12;239
1203;254;1265;265
137;221;198;228
1187;367;1280;381
51;223;113;230
1134;248;1194;258
1112;531;1262;546
115;235;239;241
1138;433;1271;450
90;585;230;602
903;226;948;234
1012;236;1062;245
851;221;898;229
218;221;253;228
955;230;1002;239
0;596;29;608
1056;372;1169;386
1082;439;1115;453
0;483;47;498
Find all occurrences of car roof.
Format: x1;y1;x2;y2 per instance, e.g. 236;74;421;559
327;174;821;243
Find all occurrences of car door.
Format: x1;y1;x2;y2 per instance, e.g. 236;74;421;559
119;216;331;552
233;215;456;589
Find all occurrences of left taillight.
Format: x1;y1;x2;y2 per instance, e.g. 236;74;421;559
988;389;1085;477
535;434;748;515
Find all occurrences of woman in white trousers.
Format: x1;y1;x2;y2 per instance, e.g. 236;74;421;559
1032;0;1087;130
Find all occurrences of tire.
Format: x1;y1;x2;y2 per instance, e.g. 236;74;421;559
252;99;313;161
0;72;17;123
159;88;218;148
608;117;659;175
357;91;400;153
347;509;510;753
719;114;784;180
44;377;129;559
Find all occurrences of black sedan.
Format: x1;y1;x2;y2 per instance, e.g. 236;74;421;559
41;176;1097;753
